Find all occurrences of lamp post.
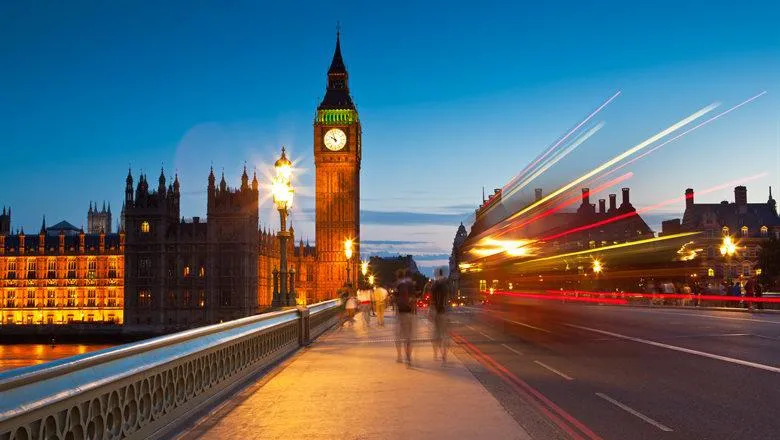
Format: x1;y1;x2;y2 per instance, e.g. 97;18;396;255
272;147;294;307
344;239;354;287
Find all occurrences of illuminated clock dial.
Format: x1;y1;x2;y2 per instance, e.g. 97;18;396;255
323;128;347;151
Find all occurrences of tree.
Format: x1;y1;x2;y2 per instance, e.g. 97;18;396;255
758;236;780;291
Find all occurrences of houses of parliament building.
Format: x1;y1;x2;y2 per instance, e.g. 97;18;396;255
0;33;361;331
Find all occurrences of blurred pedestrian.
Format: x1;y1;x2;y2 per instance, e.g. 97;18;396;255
357;283;372;327
745;277;756;311
345;292;357;326
430;268;450;363
394;269;416;367
372;283;388;327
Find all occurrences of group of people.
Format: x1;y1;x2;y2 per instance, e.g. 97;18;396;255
342;268;452;368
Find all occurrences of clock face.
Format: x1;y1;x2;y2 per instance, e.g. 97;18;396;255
323;128;347;151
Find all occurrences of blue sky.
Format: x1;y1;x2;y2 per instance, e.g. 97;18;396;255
1;1;779;273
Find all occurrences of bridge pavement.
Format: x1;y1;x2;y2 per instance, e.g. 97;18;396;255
175;309;531;440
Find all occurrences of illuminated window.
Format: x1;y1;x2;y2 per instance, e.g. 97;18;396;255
27;259;37;279
199;290;206;308
87;258;96;279
107;288;117;307
761;226;768;237
108;259;117;278
5;290;16;308
198;266;205;277
67;259;76;279
67;289;76;307
479;280;487;292
87;289;96;307
141;221;150;233
722;226;729;236
47;259;56;279
138;289;152;307
741;226;748;237
7;260;16;280
46;315;54;324
184;266;191;277
26;289;35;307
707;268;715;277
47;290;56;307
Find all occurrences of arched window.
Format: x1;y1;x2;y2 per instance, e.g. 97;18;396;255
760;226;768;237
722;226;730;236
141;221;150;233
183;266;191;277
707;268;715;277
741;226;748;237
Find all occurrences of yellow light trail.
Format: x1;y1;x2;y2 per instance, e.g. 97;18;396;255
513;232;700;267
505;103;719;222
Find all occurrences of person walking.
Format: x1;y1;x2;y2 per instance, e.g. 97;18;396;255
430;268;450;363
372;283;388;327
344;292;358;326
745;277;756;311
357;283;372;327
394;269;416;367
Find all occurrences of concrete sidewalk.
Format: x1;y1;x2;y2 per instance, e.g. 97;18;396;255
178;310;530;440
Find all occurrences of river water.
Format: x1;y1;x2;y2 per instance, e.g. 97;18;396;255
0;344;114;373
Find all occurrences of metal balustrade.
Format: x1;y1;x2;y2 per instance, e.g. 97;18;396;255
0;299;341;440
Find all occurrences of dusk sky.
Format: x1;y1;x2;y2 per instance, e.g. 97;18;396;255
2;1;779;273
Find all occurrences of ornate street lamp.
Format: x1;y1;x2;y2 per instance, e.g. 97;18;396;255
344;238;354;287
272;147;295;307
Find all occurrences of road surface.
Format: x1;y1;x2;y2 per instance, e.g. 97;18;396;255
449;301;780;439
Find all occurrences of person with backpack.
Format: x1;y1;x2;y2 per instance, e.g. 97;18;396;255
394;269;416;367
430;268;450;362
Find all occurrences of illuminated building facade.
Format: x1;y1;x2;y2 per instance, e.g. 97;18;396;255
314;32;362;299
0;34;359;330
0;213;125;326
665;186;780;280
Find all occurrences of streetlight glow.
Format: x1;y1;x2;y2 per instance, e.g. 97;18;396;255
344;239;353;261
720;235;736;256
361;260;368;276
593;259;603;274
368;274;375;286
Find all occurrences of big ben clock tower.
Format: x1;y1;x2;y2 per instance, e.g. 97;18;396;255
314;31;361;299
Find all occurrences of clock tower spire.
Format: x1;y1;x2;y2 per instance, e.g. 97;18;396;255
314;29;362;300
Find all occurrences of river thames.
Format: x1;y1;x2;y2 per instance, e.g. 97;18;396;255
0;344;114;373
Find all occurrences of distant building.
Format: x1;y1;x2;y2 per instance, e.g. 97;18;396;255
449;223;469;296
0;213;125;325
663;186;780;279
87;202;112;234
368;255;420;286
459;186;655;293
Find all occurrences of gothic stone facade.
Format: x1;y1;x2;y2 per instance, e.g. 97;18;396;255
0;212;125;326
314;32;362;298
662;186;780;280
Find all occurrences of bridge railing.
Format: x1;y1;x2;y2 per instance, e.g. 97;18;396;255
0;299;341;440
